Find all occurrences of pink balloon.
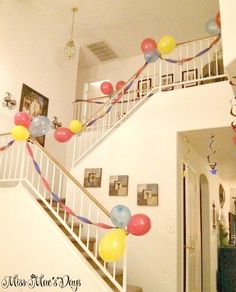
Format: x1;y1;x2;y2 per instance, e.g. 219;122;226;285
54;127;73;143
14;112;31;128
127;214;151;236
141;38;157;53
100;81;114;95
116;80;126;91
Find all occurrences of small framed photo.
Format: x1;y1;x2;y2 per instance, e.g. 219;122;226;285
19;84;49;146
182;69;198;88
109;175;129;196
161;74;174;91
137;78;152;97
84;168;102;187
137;184;158;206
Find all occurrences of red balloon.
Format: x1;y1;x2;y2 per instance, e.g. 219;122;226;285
54;127;73;143
14;112;31;128
100;81;114;96
127;214;151;236
116;80;126;91
141;38;157;53
216;11;221;28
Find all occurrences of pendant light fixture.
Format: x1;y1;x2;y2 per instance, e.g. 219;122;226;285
65;7;78;59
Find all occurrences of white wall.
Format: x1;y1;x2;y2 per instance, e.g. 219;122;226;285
0;0;79;164
219;0;236;68
0;184;112;292
71;81;233;292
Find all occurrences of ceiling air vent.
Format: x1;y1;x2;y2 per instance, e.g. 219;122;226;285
87;41;118;61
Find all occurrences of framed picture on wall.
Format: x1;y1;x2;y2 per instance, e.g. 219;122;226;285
84;168;102;187
137;184;158;206
161;74;174;91
137;78;152;97
109;175;129;196
182;69;198;88
19;84;49;146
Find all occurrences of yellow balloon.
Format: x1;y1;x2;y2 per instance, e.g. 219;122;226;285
158;35;176;55
69;120;82;134
99;229;126;262
11;125;30;141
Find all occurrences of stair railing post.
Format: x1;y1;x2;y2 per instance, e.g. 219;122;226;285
20;141;26;181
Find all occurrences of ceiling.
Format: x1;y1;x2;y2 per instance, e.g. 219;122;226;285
32;0;220;69
181;127;236;186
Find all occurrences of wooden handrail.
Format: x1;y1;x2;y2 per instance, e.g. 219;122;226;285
29;137;110;217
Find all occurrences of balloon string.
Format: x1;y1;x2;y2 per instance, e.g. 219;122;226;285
160;34;221;64
26;142;115;230
0;140;15;152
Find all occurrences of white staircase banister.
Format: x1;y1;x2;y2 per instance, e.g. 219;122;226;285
30;136;110;217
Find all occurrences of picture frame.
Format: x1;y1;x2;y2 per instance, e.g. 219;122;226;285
137;184;158;206
19;84;49;146
161;74;174;91
137;78;152;97
182;69;198;88
109;175;129;196
84;168;102;188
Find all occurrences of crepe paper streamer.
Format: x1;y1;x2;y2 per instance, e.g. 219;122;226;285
0;140;15;152
160;35;221;65
26;142;115;230
229;76;236;86
84;62;148;129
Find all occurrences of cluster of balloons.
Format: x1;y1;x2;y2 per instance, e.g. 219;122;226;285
99;205;151;262
141;35;176;63
11;112;83;143
100;80;126;96
205;11;221;36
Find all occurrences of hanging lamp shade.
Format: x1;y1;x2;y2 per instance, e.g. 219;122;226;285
65;7;78;59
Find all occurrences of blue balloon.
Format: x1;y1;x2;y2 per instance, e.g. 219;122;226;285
144;49;159;63
110;205;131;228
29;116;51;137
205;18;221;36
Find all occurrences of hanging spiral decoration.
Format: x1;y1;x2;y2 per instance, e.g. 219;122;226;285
207;135;217;175
230;95;236;144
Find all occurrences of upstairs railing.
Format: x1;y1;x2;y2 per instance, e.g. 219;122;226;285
0;133;126;292
72;36;228;165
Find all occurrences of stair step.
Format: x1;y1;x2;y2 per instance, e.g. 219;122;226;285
97;267;123;286
127;285;143;292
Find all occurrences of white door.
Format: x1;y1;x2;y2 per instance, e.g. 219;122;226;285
184;165;202;292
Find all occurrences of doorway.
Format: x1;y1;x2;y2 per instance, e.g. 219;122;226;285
199;174;211;292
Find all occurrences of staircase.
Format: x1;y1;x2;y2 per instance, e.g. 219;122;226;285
72;35;227;166
0;133;142;292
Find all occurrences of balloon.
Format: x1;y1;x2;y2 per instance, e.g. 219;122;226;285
141;38;157;53
100;81;114;96
127;214;151;236
11;125;29;141
69;120;82;134
29;116;51;137
216;11;221;28
14;112;31;128
116;80;126;92
99;229;126;262
110;205;131;228
144;48;159;63
54;127;73;143
158;35;176;55
205;18;221;36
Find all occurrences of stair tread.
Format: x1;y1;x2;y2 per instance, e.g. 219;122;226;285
127;285;143;292
69;234;96;243
97;267;123;278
